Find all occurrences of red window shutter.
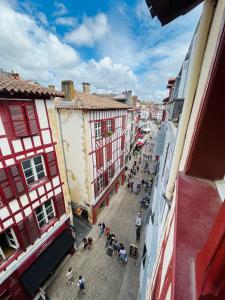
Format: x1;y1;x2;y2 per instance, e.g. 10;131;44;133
104;170;109;187
120;155;124;168
112;163;115;177
8;104;29;137
106;143;112;161
0;168;14;204
8;164;26;196
24;103;40;135
122;116;126;130
55;192;65;218
111;119;115;131
96;148;103;170
121;135;125;150
26;213;40;244
17;220;30;250
102;120;107;136
45;151;58;178
94;180;98;197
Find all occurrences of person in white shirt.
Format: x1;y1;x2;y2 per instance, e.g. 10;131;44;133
66;267;74;285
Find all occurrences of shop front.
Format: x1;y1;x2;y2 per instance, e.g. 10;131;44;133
92;169;125;224
0;221;75;300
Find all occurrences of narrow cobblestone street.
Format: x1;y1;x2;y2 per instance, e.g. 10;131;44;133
47;142;153;300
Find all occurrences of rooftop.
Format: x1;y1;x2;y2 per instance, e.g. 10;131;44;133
56;91;131;110
0;72;63;98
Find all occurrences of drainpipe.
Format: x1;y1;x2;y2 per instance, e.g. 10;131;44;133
165;0;215;200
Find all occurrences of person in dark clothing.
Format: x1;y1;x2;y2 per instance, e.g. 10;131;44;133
136;227;141;241
98;222;106;237
82;238;88;250
87;237;93;250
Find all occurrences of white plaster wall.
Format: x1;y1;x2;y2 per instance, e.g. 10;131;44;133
59;110;90;207
179;0;225;170
35;99;49;129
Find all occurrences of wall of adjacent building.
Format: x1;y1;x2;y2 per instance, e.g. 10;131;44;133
46;99;72;220
57;109;93;219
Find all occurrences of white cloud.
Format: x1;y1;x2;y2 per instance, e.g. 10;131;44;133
53;2;68;17
64;13;110;47
37;12;48;26
0;1;137;95
0;0;202;101
55;17;76;26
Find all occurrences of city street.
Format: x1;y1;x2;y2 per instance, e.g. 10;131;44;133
46;143;153;300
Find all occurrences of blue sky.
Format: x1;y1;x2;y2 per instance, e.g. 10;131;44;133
0;0;202;100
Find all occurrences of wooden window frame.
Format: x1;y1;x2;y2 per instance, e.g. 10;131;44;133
21;155;46;185
97;174;104;193
35;199;55;229
94;121;102;138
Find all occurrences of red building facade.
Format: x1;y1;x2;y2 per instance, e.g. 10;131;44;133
89;109;127;223
0;74;75;299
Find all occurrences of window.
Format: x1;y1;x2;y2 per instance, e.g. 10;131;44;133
22;155;46;185
35;199;55;228
95;122;102;138
97;175;104;193
108;166;113;180
96;148;104;170
106;143;112;161
0;165;26;204
106;119;112;132
0;228;19;263
121;135;125;150
8;102;39;138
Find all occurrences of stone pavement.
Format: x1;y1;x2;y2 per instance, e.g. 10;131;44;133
47;142;153;300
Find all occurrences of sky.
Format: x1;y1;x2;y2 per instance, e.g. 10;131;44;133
0;0;202;101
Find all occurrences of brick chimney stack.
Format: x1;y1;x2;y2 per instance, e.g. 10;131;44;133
82;82;90;94
61;80;76;101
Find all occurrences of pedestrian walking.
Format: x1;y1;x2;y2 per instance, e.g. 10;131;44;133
82;238;88;250
98;222;106;237
136;226;141;241
119;246;128;263
87;237;93;250
137;166;139;172
112;239;119;257
77;275;86;295
66;267;74;285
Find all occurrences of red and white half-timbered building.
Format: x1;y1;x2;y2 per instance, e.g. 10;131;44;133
0;73;75;300
56;81;130;224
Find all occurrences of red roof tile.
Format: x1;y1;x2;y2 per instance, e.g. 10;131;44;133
0;74;64;98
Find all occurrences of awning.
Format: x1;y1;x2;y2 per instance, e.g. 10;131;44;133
20;230;75;295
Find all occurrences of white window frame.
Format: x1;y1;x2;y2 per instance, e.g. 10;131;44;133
97;174;104;192
5;228;19;249
106;119;112;132
0;228;19;261
95;122;102;138
35;199;55;229
22;155;46;185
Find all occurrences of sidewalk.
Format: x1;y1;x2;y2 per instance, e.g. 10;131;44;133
46;142;152;300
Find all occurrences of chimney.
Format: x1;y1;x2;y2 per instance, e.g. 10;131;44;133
48;85;55;90
82;82;90;94
61;80;76;101
11;73;20;80
132;96;138;108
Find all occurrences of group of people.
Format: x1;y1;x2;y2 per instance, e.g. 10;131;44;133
98;222;128;263
66;268;85;296
82;237;93;250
